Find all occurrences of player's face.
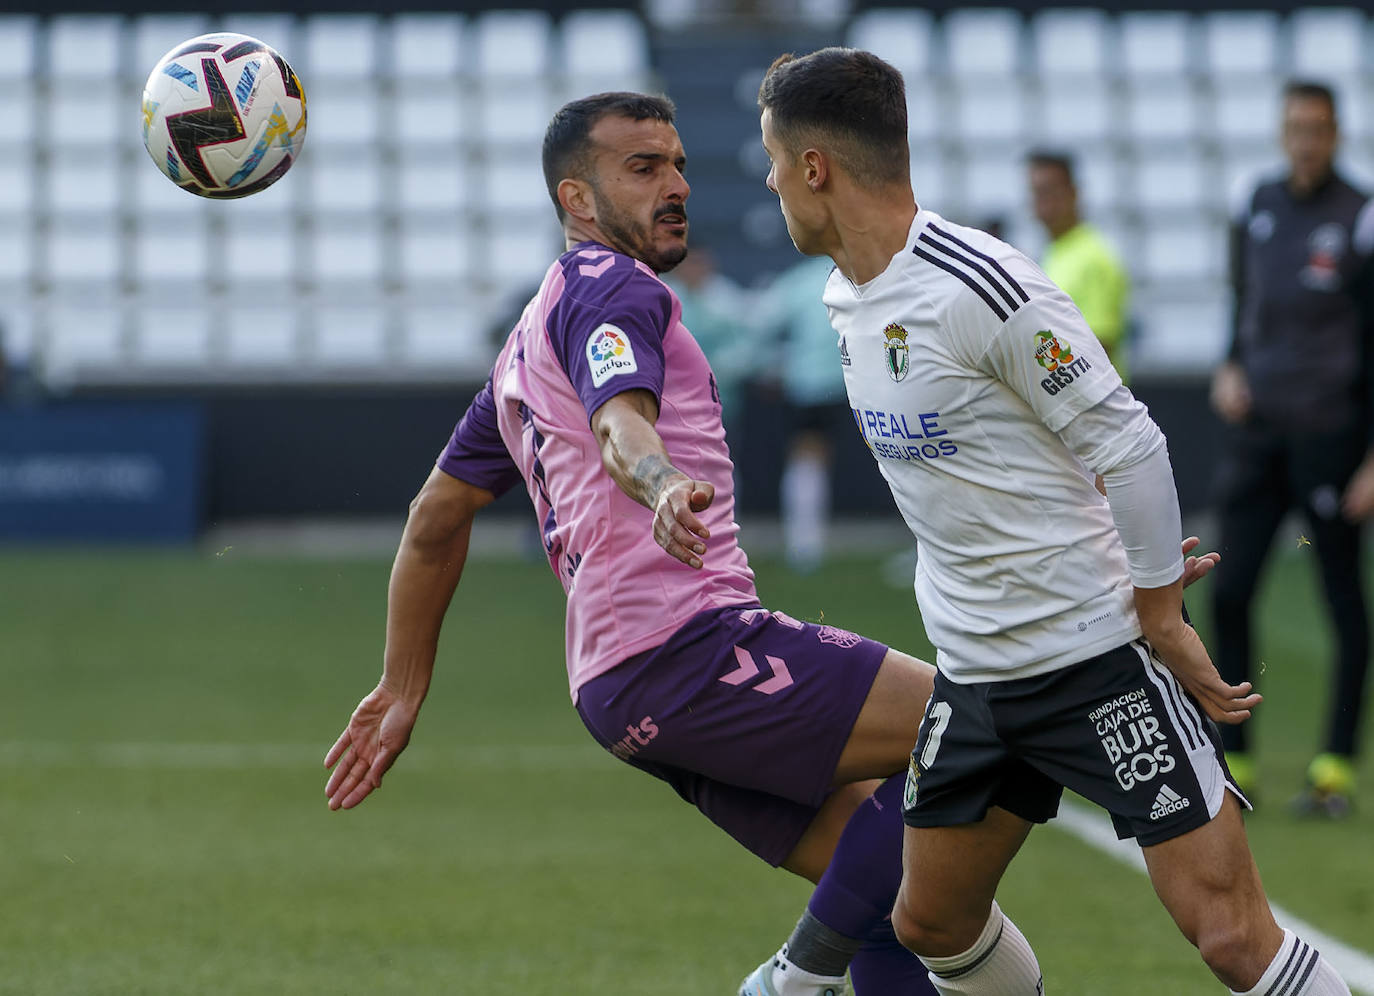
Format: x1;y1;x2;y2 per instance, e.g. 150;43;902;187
761;109;825;255
1028;163;1076;236
1282;95;1338;192
586;115;690;273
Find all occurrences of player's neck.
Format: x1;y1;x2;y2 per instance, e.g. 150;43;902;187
829;190;917;286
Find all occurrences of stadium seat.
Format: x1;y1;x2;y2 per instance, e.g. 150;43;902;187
1139;218;1226;283
133;223;211;287
389;14;465;79
1074;149;1126;217
1290;8;1367;78
1211;76;1283;144
1118;12;1194;79
306;84;382;147
0;154;34;216
482;157;552;214
0;221;32;284
402;303;493;372
311;304;390;368
216;15;296;57
393;86;467;147
476;88;558;148
561;10;649;89
1135;149;1214;216
223;217;296;284
906;83;942;144
964;151;1027;215
846;9;933;77
43;306;126;381
1331;75;1370;141
485;224;561;290
132;161;207;218
0;84;34;147
473;10;552;80
45;221;121;286
1037;80;1114;144
0;16;37;79
1123;81;1203;145
1200;11;1279;78
132;14;211;73
133;305;214;368
308;155;384;214
909;150;949;206
1030;8;1111;78
48;89;121;150
1219;148;1282;214
310;220;385;286
1131;287;1229;373
397;159;471;214
303;14;378;81
48;16;121;80
48;160;121;218
953;81;1031;145
398;224;474;283
222;304;300;367
944;8;1024;78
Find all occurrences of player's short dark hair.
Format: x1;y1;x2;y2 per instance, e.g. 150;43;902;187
757;47;909;188
1283;79;1338;119
542;91;677;222
1026;149;1077;186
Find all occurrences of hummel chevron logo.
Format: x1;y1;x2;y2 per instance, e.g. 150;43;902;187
1149;783;1191;821
578;255;616;278
719;647;794;694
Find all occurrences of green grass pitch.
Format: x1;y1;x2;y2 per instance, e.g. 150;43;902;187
0;537;1368;994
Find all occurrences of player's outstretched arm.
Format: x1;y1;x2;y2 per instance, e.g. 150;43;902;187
1135;577;1262;725
591;389;715;569
325;467;496;810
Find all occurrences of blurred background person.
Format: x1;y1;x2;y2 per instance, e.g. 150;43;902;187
754;254;849;574
1027;149;1132;380
1209;79;1374;818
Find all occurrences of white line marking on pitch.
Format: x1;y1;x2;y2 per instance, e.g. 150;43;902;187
1053;801;1374;994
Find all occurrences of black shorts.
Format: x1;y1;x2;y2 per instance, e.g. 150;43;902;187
902;640;1249;847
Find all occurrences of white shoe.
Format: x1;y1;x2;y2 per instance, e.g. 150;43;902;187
738;951;847;996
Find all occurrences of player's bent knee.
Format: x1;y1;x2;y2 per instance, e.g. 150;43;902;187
891;890;980;959
1193;914;1275;989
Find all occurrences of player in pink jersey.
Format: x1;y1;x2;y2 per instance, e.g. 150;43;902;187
321;91;942;996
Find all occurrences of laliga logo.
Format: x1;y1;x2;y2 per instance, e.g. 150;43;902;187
589;329;626;362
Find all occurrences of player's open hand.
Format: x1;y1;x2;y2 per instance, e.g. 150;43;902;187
324;681;419;810
1148;622;1261;725
653;476;714;569
1180;536;1219;589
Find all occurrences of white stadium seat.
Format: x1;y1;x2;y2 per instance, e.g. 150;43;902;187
133;305;214;368
1139;218;1226;283
963;151;1026;215
43;306;126;380
48;16;121;79
944;8;1024;78
1038;81;1114;144
1131;289;1229;374
222;305;299;367
399;224;474;283
1123;81;1203;145
48;160;120;217
1212;77;1283;144
402;303;491;372
306;84;381;147
394;86;467;147
0;155;34;215
133;223;211;287
310;220;384;285
1200;11;1279;78
0;16;37;79
483;158;550;214
952;81;1031;145
1074;150;1126;217
906;83;942;144
47;89;121;150
474;10;552;80
308;155;384;214
390;14;465;79
0;221;32;283
398;159;472;214
133;159;209;217
0;84;34;147
1030;8;1111;78
476;88;557;147
303;14;378;81
45;221;121;285
1134;149;1212;214
562;10;649;86
224;218;296;284
215;15;295;57
1290;8;1366;78
846;9;933;77
1118;12;1193;78
312;304;389;367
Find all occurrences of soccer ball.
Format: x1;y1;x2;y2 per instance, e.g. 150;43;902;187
141;32;307;199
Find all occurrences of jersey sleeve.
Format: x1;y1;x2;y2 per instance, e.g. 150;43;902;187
436;374;522;497
545;253;671;420
955;274;1123;434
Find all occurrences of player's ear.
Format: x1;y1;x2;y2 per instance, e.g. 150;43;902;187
558;178;595;223
803;147;828;192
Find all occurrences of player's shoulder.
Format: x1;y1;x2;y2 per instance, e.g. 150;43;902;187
557;242;673;311
906;212;1043;328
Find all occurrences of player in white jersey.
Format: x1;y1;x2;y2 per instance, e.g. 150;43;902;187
757;48;1352;996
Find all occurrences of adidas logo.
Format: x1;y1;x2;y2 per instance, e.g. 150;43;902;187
1150;783;1191;821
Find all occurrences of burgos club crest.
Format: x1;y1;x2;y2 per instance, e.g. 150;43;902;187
1033;329;1074;372
882;323;909;382
586;322;638;387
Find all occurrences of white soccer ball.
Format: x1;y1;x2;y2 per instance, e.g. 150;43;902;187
141;32;307;198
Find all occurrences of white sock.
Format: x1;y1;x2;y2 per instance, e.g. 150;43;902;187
781;454;828;570
1230;929;1351;995
919;902;1043;995
768;944;848;996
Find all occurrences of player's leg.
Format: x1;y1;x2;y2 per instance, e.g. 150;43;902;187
1294;433;1368;814
1144;794;1348;993
1211;425;1287;782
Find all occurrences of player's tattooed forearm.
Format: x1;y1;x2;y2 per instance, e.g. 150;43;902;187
631;454;682;507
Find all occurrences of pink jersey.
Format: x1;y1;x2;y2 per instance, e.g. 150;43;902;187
439;242;757;700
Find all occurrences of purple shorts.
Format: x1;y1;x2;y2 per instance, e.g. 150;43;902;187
575;604;887;866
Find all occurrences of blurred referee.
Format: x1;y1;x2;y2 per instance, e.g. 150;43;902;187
1210;79;1374;817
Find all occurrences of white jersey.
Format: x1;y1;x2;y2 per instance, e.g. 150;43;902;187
826;210;1145;683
